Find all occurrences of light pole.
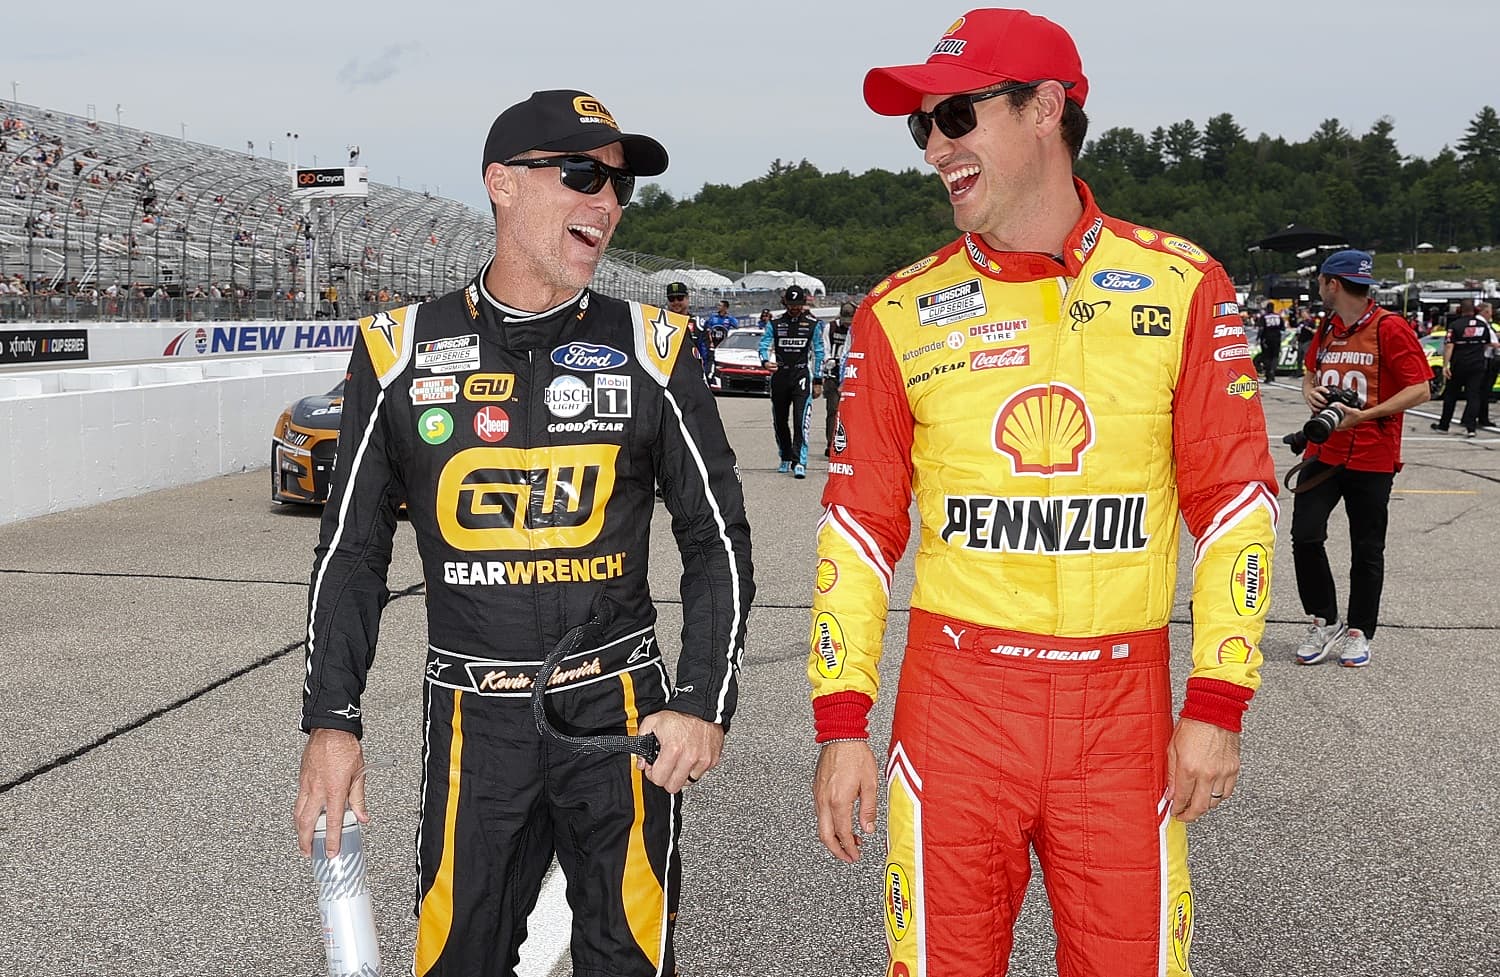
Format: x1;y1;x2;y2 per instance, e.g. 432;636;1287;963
10;81;17;104
285;132;300;170
180;122;187;141
115;103;122;126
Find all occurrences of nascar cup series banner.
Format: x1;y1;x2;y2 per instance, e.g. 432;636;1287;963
75;321;358;364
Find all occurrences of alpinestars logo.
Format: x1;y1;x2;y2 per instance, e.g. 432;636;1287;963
650;308;678;359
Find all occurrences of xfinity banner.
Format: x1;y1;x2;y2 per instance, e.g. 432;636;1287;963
1;329;88;365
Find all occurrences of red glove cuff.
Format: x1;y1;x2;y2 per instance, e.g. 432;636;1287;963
1180;677;1253;733
812;691;873;743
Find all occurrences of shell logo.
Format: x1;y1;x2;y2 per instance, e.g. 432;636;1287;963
1170;890;1194;971
1134;228;1160;245
943;16;965;35
816;558;839;594
885;862;914;941
1217;636;1254;665
992;383;1095;478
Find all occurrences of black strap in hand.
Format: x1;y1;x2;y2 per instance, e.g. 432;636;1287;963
531;617;661;764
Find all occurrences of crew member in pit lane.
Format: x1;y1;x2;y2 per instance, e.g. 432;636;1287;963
759;283;825;478
808;10;1279;977
293;88;754;977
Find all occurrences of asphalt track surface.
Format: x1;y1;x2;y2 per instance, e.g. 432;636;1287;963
1;379;1497;977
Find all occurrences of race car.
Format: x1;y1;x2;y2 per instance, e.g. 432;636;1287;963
271;381;343;504
709;327;773;396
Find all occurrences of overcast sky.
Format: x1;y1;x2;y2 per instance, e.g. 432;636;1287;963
9;0;1496;214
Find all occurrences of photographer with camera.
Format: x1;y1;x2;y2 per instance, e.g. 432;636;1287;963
1290;250;1430;668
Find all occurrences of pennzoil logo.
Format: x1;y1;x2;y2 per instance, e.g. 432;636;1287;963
464;373;515;401
1231;543;1268;616
885;862;914;941
992;383;1094;478
813;612;847;679
894;255;938;279
1170;891;1194;972
1078;216;1104;260
572;96;619;129
1164;237;1209;264
932;16;967;55
436;445;618;551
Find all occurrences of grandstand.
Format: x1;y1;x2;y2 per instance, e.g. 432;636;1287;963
0;101;732;322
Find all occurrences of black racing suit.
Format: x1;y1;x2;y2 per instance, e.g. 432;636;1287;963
759;310;825;467
303;271;754;977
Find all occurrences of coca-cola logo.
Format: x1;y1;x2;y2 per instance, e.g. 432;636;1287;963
473;406;510;442
550;342;628;371
970;346;1030;370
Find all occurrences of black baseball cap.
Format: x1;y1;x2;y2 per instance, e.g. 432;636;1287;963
666;281;689;297
482;90;668;177
784;284;810;304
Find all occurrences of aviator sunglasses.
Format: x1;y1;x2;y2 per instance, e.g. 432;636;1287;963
906;80;1073;149
501;154;637;206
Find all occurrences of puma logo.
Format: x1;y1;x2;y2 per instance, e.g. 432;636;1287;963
942;625;966;650
1168;265;1186;282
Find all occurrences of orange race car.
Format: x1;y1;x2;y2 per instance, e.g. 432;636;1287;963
270;381;344;504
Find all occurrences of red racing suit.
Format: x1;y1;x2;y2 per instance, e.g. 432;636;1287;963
809;180;1278;977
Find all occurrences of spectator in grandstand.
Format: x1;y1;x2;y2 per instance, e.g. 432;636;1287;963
296;87;751;977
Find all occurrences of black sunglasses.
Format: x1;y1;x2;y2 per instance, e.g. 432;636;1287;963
906;80;1073;149
501;154;637;206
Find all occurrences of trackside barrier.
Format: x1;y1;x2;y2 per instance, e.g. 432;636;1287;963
0;321;357;369
0;352;349;526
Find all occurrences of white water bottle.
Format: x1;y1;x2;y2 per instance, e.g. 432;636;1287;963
310;809;382;977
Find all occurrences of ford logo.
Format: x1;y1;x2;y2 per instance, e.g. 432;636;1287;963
550;342;628;371
1090;270;1154;293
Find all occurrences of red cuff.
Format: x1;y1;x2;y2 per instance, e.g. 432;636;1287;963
1179;677;1254;733
812;691;874;742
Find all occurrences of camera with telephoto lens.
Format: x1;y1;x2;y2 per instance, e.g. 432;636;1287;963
1282;386;1363;453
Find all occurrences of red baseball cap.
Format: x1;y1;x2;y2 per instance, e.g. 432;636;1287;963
864;9;1089;116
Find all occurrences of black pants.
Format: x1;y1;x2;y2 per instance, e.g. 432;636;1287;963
823;375;840;452
770;366;812;466
1437;363;1486;432
1481;358;1498;427
1290;462;1394;636
1259;332;1282;381
415;633;680;977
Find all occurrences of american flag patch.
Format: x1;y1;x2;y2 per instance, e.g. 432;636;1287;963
1111;643;1131;659
1214;302;1239;317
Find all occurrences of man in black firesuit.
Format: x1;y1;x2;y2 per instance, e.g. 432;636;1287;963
758;283;825;478
292;89;755;977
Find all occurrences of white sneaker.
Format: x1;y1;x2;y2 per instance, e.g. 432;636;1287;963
1295;616;1343;665
1337;628;1371;667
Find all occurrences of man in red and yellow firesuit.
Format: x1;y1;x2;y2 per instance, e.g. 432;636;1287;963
808;9;1279;976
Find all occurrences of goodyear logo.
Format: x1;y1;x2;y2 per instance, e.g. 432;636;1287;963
465;373;515;401
1231;543;1268;616
572;96;619;129
885;862;914;942
1171;891;1194;972
436;445;618;551
813;612;847;679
